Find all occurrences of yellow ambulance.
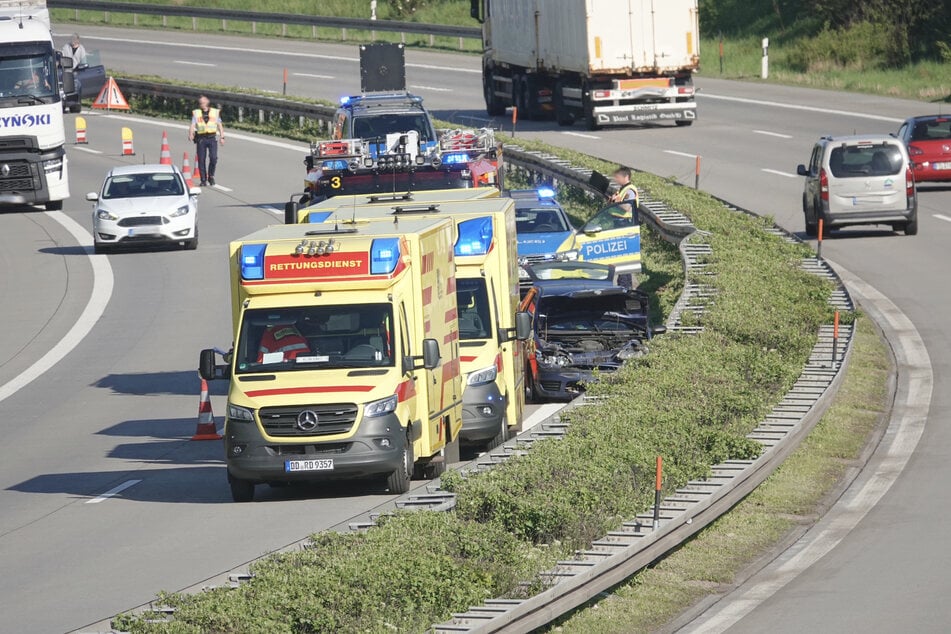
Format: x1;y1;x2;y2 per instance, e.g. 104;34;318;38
200;219;462;501
288;194;530;449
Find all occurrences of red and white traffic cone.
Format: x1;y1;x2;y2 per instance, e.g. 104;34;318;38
182;152;193;188
194;153;203;184
191;378;222;441
159;130;172;165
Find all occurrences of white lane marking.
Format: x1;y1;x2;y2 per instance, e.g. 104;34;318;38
174;60;216;67
293;72;334;80
409;84;453;93
934;214;951;223
211;184;233;192
562;131;601;140
520;403;567;433
761;168;798;178
665;150;698;159
686;262;932;633
0;212;114;405
753;129;793;139
71;146;103;154
260;206;283;215
86;479;142;504
81;34;481;74
101;114;310;154
701;93;904;124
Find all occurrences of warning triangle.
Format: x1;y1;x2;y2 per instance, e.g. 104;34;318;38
92;76;131;111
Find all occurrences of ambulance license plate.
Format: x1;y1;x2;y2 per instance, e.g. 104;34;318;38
128;227;160;237
285;459;334;473
934;162;951;170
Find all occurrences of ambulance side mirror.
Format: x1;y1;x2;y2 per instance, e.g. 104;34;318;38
515;311;533;341
285;201;299;225
421;338;441;370
198;349;218;381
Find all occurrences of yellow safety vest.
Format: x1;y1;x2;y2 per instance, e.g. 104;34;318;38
618;183;639;206
193;108;220;135
610;183;639;219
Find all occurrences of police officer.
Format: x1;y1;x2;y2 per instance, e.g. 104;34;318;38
187;95;225;186
608;166;639;226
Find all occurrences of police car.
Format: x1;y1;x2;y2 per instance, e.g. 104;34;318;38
513;188;642;285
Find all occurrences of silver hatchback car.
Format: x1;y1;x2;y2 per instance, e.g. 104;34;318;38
798;135;918;236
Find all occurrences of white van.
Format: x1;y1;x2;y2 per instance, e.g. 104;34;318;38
798;135;918;236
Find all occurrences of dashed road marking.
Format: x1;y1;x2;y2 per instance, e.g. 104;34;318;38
934;214;951;223
562;131;601;140
761;168;798;178
212;184;233;192
71;146;103;154
665;150;698;159
174;60;215;67
753;129;793;139
410;84;453;93
293;72;334;79
701;93;904;123
86;480;142;504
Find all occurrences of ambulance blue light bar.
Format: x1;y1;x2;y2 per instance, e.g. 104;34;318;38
240;244;267;280
537;187;555;199
455;217;493;256
370;238;401;275
308;211;334;223
442;152;469;165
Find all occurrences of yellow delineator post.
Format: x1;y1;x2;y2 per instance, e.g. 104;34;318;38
74;116;87;144
121;127;134;156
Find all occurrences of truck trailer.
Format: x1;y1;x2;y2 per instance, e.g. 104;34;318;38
471;0;700;129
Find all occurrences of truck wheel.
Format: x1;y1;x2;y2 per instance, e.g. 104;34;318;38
229;475;255;503
45;200;63;211
484;67;506;117
904;213;919;236
386;434;413;494
554;80;574;127
582;89;600;131
675;120;693;127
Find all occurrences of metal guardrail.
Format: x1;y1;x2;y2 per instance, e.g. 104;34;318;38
83;81;855;634
49;0;481;47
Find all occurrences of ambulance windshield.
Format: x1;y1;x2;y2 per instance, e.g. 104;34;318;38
235;304;395;373
456;278;492;341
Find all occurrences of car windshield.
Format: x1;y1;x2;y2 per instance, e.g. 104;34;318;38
235;304;395;374
103;173;185;199
538;295;639;332
516;207;571;233
910;119;951;142
0;44;57;104
829;143;903;178
456;278;492;340
353;113;434;143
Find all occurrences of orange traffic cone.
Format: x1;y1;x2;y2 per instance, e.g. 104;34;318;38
194;153;203;184
192;378;222;441
159;131;172;165
182;152;193;187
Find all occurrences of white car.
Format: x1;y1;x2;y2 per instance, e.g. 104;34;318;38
87;164;200;254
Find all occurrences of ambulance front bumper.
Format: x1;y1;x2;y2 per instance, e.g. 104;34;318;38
460;381;505;444
224;413;407;483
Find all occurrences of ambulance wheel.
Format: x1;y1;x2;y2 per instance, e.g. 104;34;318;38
45;200;63;211
386;434;413;494
488;415;509;450
229;475;255;503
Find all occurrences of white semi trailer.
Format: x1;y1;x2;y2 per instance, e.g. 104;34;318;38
471;0;700;130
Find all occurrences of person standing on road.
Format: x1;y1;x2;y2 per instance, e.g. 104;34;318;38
188;95;225;186
61;33;87;68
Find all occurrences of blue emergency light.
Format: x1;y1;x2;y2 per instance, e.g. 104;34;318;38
321;160;349;170
340;96;351;105
455;217;493;256
308;211;334;223
370;238;401;275
442;152;470;165
537;187;556;199
240;244;267;280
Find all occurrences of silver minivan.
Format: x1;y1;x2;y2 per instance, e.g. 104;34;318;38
798;135;918;236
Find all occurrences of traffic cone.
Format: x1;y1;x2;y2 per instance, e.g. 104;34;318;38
159;131;172;165
182;152;193;187
75;116;87;144
192;378;222;441
194;152;202;184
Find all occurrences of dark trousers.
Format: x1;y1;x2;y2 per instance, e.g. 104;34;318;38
195;135;218;181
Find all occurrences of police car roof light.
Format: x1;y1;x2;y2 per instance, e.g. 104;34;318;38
340;96;351;105
455;216;493;257
537;187;556;199
370;237;401;275
240;244;267;280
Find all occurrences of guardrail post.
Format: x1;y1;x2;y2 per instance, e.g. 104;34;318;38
459;37;464;50
401;32;406;44
238;107;244;123
259;109;265;124
372;30;377;40
132;13;137;26
342;27;347;41
653;456;663;530
222;18;227;31
104;11;109;23
282;23;287;37
429;34;435;47
300;116;305;129
74;9;78;20
162;15;167;27
192;16;197;30
252;21;257;34
313;25;317;39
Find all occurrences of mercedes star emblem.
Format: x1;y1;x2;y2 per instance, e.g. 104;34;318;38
296;410;319;431
0;164;9;177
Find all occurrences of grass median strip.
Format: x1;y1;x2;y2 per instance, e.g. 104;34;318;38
548;315;890;633
110;84;838;633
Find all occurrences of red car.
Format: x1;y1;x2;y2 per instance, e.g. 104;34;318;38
898;116;951;183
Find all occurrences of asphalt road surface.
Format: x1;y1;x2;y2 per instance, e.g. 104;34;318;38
0;24;943;632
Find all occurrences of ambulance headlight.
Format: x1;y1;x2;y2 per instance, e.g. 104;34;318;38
227;403;255;422
364;395;398;418
467;365;497;386
96;209;118;221
455;216;493;256
170;205;190;218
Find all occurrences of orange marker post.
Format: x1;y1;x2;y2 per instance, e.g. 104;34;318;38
653;455;663;530
817;217;824;259
511;106;518;138
75;116;87;144
283;67;288;96
832;309;840;369
695;155;701;190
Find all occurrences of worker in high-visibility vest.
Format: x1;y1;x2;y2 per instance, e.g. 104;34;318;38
608;166;640;226
187;95;225;186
